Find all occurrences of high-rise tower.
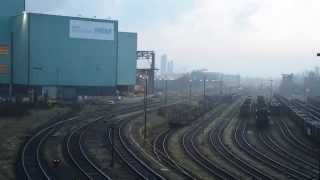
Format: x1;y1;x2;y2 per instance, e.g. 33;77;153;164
160;54;167;75
167;60;174;74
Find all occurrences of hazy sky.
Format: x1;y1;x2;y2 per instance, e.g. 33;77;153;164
26;0;320;77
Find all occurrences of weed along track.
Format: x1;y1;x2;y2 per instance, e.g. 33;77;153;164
181;103;239;180
16;95;320;180
209;105;274;179
2;1;320;179
153;129;196;179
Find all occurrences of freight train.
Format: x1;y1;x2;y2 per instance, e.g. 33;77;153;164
165;95;235;128
255;96;270;129
276;95;320;143
166;103;202;128
269;100;281;115
239;97;253;117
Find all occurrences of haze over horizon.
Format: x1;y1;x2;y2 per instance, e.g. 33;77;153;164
26;0;320;78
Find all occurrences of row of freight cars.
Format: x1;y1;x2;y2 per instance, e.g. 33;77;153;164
239;95;319;142
255;96;270;128
163;95;238;128
276;95;320;143
240;96;275;129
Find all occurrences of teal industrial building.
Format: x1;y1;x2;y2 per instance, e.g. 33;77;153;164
0;0;137;99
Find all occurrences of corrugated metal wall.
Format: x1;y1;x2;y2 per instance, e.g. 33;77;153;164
0;0;24;84
117;32;137;86
12;14;28;85
13;13;118;87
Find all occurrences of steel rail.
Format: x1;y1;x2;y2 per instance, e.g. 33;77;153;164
21;116;78;180
237;118;302;180
153;129;196;179
258;131;313;179
181;107;238;180
209;109;273;180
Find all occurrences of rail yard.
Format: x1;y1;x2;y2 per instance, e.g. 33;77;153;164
2;93;314;180
1;1;320;180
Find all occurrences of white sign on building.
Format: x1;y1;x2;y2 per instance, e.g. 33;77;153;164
69;20;114;41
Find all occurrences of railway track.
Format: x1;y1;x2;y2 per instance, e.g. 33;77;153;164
67;101;166;180
102;102;184;180
209;107;273;180
181;105;239;180
66;117;112;180
294;100;320;119
107;114;166;180
273;118;318;165
104;101;185;180
20;100;162;180
153;129;196;179
235;116;307;180
276;96;318;156
259;130;318;177
278;117;318;155
21;116;78;180
258;131;315;179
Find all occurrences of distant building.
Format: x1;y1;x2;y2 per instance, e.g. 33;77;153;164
167;60;174;74
160;54;167;75
0;1;138;99
279;74;295;96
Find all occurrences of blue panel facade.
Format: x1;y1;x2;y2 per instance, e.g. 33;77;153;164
12;14;28;85
0;0;25;84
117;32;137;85
13;13;118;87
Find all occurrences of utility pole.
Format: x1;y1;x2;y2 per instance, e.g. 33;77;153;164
144;78;148;142
219;80;223;95
316;53;320;180
203;76;206;98
270;79;273;104
110;122;115;167
189;80;192;103
165;79;168;106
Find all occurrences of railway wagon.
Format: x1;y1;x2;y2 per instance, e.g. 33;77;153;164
255;96;270;129
269;100;281;115
166;103;202;128
221;94;238;103
276;95;320;143
198;95;222;112
240;97;253;117
304;120;320;143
